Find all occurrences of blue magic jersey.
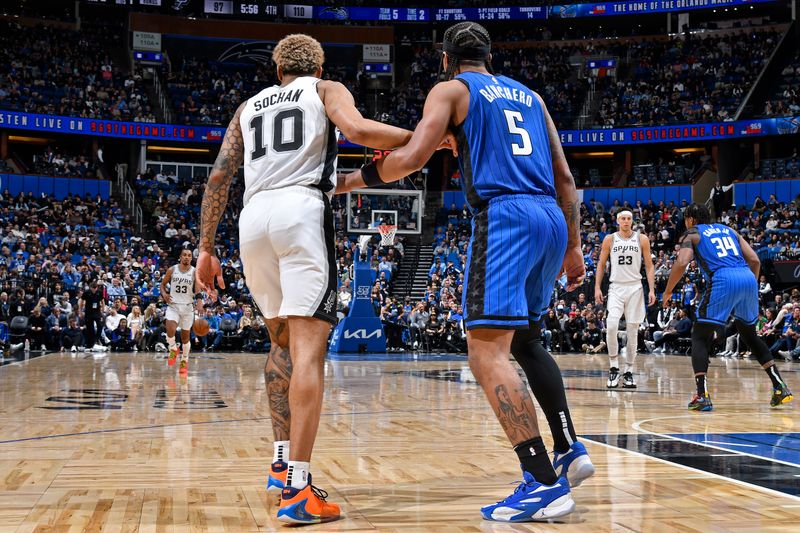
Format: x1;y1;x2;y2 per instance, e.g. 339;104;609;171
691;223;748;278
454;72;555;210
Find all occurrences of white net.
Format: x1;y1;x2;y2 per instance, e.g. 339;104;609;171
378;225;397;247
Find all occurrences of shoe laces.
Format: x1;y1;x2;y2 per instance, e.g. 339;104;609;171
310;484;328;501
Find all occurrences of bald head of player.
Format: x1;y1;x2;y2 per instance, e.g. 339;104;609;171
272;34;324;82
616;209;634;235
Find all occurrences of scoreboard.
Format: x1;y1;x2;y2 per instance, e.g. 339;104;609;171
204;1;278;17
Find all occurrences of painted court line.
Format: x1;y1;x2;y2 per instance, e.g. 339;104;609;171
585;438;800;503
632;415;800;470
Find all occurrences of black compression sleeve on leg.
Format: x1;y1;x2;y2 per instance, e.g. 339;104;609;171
691;322;717;375
511;322;577;453
734;320;773;366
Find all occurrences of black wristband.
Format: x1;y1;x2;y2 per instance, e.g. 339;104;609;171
361;162;385;188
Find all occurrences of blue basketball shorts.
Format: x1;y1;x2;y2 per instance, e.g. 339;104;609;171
696;267;759;326
463;194;567;330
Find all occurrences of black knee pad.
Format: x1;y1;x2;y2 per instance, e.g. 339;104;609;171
691;322;717;374
511;322;542;364
734;320;773;366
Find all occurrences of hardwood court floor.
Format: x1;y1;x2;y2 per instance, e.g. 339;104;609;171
0;349;798;532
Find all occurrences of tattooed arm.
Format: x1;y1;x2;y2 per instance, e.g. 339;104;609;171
537;93;585;291
196;103;245;296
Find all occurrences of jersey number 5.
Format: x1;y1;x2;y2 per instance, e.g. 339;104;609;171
503;110;533;156
249;108;305;161
710;236;740;258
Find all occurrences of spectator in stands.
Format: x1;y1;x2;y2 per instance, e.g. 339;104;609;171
423;314;444;352
564;312;585;352
27;306;47;351
104;306;123;343
46;306;67;350
581;320;606;354
107;277;127;303
126;305;145;351
81;282;105;349
61;316;84;352
110;318;135;352
647;308;692;353
770;305;800;356
542;308;561;352
408;302;429;350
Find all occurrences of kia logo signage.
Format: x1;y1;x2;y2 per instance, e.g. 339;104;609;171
344;329;382;340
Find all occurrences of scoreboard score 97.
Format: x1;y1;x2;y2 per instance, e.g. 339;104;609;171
204;1;277;17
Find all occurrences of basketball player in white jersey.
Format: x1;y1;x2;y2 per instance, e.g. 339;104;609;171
160;248;197;376
195;34;452;525
595;210;655;388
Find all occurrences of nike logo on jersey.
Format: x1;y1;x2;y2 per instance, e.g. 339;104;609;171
253;89;303;112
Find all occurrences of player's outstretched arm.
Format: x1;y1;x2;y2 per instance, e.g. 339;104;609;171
321;81;413;150
197;103;244;297
736;230;761;279
662;232;696;307
336;80;463;194
594;235;612;305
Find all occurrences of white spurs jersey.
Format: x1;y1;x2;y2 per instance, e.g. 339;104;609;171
169;264;195;305
240;77;338;205
609;231;642;284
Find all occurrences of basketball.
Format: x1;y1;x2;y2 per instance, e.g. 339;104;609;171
193;318;210;337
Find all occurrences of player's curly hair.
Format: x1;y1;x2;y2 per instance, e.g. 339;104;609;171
685;203;712;224
441;22;493;80
272;34;324;76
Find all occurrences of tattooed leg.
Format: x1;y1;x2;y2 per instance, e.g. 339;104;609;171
467;328;541;446
265;318;291;442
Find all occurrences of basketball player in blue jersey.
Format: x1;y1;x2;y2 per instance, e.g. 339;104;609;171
662;203;793;411
338;22;594;522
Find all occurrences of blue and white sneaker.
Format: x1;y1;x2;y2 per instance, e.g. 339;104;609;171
480;472;575;522
553;441;595;488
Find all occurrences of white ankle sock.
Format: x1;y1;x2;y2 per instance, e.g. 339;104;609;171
167;335;176;348
273;441;289;463
287;461;310;490
181;343;190;362
609;355;619;369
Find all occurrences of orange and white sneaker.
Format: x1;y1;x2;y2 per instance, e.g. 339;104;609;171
179;359;188;376
267;461;287;494
277;475;341;525
167;345;179;367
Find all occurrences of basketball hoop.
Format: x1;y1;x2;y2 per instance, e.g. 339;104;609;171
378;224;397;247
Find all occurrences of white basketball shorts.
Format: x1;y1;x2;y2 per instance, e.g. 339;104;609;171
606;282;646;324
166;303;194;330
239;186;337;325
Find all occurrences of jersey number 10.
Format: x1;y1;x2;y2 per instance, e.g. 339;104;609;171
710;236;740;258
249;108;305;161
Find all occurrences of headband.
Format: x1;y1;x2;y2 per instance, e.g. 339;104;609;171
616;209;633;219
442;41;491;60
